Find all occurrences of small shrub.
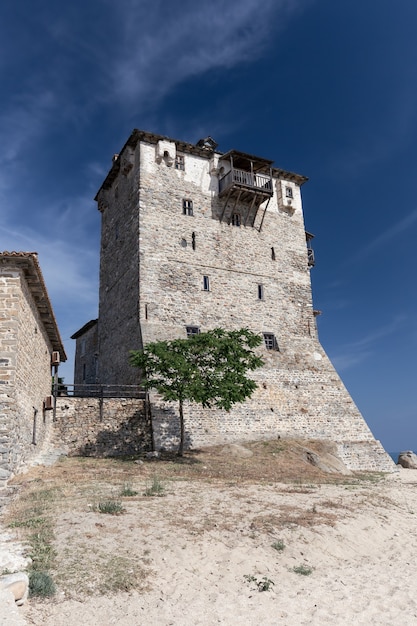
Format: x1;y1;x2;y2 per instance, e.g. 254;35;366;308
257;576;275;592
29;570;56;597
144;475;165;497
120;483;138;497
271;539;285;552
97;500;125;515
244;574;275;592
293;564;313;576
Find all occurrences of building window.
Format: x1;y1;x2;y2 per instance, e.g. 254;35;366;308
192;232;196;250
257;284;264;300
231;213;241;227
285;186;293;199
175;154;185;170
263;333;279;350
271;247;276;260
186;326;200;337
183;199;193;216
203;275;210;291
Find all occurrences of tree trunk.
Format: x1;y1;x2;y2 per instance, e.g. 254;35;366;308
178;398;185;457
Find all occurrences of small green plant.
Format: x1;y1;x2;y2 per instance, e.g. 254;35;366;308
29;570;56;597
244;574;275;592
293;564;313;576
144;475;165;497
271;539;285;552
9;517;46;529
96;500;125;515
120;483;138;497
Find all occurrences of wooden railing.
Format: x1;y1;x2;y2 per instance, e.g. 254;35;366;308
219;168;273;194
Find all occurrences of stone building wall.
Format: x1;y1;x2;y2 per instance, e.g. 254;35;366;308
0;266;54;476
54;397;151;456
72;320;98;387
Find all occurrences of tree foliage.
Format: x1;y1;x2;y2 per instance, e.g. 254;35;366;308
130;328;264;455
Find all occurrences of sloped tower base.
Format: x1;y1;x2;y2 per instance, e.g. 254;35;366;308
149;338;395;472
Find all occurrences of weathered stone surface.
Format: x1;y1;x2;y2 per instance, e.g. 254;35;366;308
0;588;27;626
0;573;29;606
54;397;151;457
397;451;417;469
303;445;351;475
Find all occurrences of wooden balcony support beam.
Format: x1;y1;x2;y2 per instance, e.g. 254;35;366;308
257;197;271;232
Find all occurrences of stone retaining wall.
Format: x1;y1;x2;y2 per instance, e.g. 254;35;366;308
54;397;151;457
52;393;394;472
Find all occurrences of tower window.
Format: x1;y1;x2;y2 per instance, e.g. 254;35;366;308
186;326;200;337
263;333;279;350
231;213;241;227
271;247;276;260
257;284;264;300
183;199;193;216
203;275;210;291
192;232;196;250
285;186;293;199
175;155;185;170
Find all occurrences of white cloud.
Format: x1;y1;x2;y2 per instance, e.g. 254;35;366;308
329;316;406;371
108;0;303;106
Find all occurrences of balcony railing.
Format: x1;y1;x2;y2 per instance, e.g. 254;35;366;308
53;383;146;399
219;168;273;196
307;248;315;267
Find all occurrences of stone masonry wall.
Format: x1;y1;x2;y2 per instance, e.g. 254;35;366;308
54;397;151;456
97;148;142;385
0;268;53;477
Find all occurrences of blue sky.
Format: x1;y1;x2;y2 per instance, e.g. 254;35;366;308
1;0;416;451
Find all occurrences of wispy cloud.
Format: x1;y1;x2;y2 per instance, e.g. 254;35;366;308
330;315;406;371
349;208;417;265
108;0;303;106
0;224;98;306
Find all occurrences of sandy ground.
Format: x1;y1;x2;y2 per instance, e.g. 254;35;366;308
9;467;417;626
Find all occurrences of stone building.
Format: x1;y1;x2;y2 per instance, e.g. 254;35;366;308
73;130;393;470
71;319;98;388
0;252;66;476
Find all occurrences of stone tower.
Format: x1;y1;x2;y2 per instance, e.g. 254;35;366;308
73;129;393;471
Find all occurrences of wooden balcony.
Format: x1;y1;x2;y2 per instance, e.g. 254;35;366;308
219;168;273;198
217;149;274;229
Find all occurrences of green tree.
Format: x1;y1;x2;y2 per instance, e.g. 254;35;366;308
130;328;264;456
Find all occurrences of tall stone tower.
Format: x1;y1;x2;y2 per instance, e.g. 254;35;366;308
73;129;393;471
